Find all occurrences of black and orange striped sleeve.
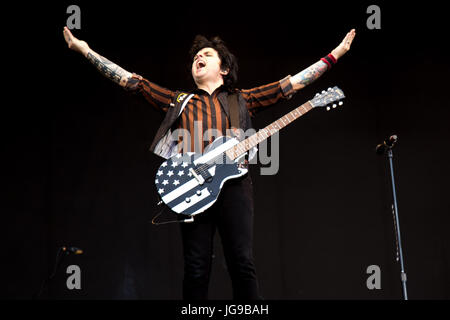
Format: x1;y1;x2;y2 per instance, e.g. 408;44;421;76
124;73;175;113
240;75;295;114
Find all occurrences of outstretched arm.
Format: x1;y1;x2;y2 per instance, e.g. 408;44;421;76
63;26;132;87
290;29;356;91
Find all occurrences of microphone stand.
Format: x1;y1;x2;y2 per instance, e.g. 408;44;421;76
385;147;408;300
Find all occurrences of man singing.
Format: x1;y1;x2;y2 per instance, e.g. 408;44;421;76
63;26;355;300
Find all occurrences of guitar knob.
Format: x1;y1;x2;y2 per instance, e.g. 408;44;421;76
328;87;332;91
322;90;326;94
185;197;191;203
196;190;202;196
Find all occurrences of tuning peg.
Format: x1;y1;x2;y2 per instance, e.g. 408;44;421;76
328;87;332;91
315;93;320;97
326;106;331;111
332;104;337;108
338;101;343;106
322;90;326;94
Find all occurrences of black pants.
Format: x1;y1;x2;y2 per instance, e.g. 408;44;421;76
180;174;261;300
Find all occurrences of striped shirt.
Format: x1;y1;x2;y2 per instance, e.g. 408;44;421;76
125;74;295;153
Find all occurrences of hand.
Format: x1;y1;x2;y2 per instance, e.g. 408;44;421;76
63;26;90;56
331;29;356;60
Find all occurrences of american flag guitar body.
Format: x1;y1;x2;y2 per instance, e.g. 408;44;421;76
155;86;345;217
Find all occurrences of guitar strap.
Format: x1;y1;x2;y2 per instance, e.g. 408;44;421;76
228;93;240;131
227;92;254;164
152;92;193;159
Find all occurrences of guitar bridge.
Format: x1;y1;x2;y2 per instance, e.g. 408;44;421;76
189;168;205;185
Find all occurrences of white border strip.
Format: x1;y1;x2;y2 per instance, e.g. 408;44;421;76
161;178;198;204
172;187;211;213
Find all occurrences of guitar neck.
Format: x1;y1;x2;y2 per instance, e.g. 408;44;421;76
226;101;313;161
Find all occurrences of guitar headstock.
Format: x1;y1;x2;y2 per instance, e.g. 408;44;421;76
310;86;345;111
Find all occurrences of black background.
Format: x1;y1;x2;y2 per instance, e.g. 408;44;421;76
3;1;449;300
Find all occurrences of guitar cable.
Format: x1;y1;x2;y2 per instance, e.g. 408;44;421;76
151;204;195;225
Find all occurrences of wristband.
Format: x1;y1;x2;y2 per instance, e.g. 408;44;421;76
321;53;337;69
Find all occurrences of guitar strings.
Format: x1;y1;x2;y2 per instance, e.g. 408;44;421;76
194;152;228;176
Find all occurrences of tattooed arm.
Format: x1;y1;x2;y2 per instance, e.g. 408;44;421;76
290;60;329;91
63;26;131;87
290;29;356;91
85;50;131;87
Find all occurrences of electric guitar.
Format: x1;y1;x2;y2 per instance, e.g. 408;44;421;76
155;86;345;217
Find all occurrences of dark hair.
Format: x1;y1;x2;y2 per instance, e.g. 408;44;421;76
189;35;238;90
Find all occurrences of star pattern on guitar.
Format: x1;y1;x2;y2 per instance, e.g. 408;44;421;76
155;155;193;195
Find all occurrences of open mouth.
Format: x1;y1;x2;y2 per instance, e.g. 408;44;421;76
196;60;206;70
